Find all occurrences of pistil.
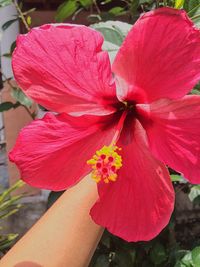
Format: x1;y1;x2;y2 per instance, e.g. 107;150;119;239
87;111;127;183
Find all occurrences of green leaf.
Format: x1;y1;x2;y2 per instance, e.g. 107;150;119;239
0;233;18;251
192;246;200;267
11;87;32;107
175;0;185;8
150;242;167;265
186;0;200;28
184;0;200;18
0;102;15;112
130;0;140;15
101;0;112;4
10;41;16;54
181;252;194;266
108;7;126;16
2;53;11;58
91;21;131;62
193;195;200;205
79;0;92;8
0;180;24;203
91;21;131;46
191;89;200;95
2;41;16;58
170;174;187;183
175;250;191;262
2;18;18;31
188;185;200;202
55;0;79;22
0;0;12;7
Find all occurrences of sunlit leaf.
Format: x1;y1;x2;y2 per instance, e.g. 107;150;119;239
26;15;32;26
101;0;112;4
170;174;187;183
79;0;92;8
192;246;200;267
188;185;200;202
11;87;32;107
55;0;78;22
181;252;193;266
108;6;126;16
175;0;185;9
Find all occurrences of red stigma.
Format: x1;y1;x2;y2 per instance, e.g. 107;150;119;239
101;154;106;160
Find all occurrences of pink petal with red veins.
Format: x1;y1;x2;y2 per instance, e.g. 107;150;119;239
137;95;200;184
9;113;118;191
113;7;200;103
90;119;174;242
12;24;117;116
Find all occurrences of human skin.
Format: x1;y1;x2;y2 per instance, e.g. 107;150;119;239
0;175;103;267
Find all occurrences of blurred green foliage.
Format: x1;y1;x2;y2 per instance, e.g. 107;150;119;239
0;180;24;256
55;0;200;25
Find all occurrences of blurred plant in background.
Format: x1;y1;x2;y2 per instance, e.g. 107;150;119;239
0;0;35;119
1;0;200;266
55;0;200;25
0;180;23;257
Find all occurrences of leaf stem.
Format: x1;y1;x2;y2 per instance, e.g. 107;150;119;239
191;13;200;21
0;71;35;119
188;3;200;16
12;0;30;32
93;0;101;14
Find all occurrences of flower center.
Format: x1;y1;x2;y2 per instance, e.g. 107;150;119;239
87;145;122;183
87;110;127;184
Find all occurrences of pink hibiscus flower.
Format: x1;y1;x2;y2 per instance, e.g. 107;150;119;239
9;7;200;242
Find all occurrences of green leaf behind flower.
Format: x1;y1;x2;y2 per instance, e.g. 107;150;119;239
11;87;32;107
91;21;132;62
0;0;12;7
55;0;79;22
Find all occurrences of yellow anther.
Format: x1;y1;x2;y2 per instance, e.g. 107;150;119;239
87;145;122;183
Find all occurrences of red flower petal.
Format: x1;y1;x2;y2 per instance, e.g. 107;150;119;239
113;7;200;103
9;113;118;191
90;119;174;242
137;95;200;184
12;24;117;115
